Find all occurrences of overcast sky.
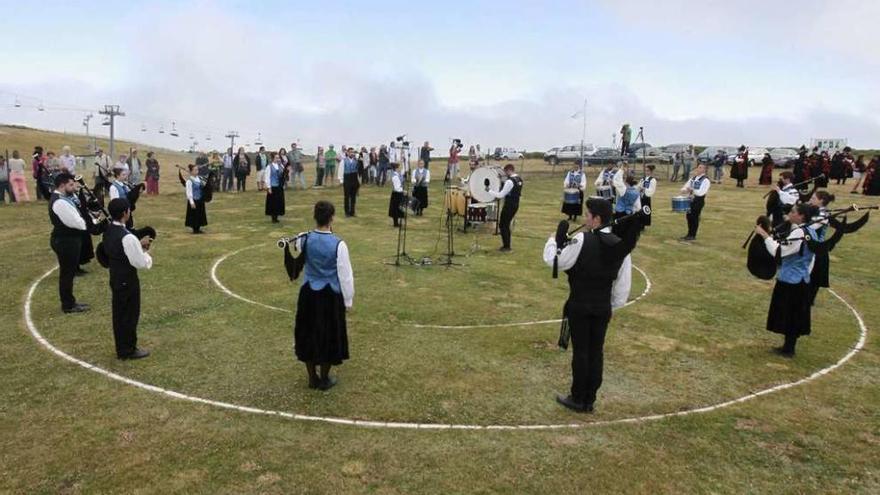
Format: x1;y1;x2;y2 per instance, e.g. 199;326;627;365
1;0;878;153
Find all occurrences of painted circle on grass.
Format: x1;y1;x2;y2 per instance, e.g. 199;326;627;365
209;244;652;328
24;266;868;430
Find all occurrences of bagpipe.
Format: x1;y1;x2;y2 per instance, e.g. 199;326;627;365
743;205;875;280
551;205;651;278
177;165;215;203
279;232;309;281
95;226;157;269
73;175;110;235
762;174;823;200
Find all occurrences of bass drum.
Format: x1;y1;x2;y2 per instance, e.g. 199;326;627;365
468;166;505;204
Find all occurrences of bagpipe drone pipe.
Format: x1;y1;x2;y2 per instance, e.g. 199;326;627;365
278;232;309;281
743;205;876;281
95;226;158;269
73;175;110;235
177;166;215;203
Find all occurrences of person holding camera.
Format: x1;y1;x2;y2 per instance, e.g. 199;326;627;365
103;198;153;360
420;141;433;170
445;140;462;184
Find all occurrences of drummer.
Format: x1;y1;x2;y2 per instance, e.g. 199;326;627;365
594;164;616;202
562;163;587;220
680;163;710;241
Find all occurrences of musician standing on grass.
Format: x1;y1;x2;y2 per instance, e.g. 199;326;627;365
542;198;628;412
338;147;360;217
185;164;208;233
48;173;90;313
104;198;153;360
680;163;710;242
411;160;430;216
639;164;657;227
290;201;353;391
264;153;286;223
754;203;818;358
562;162;586;221
388;162;404;227
488;163;523;252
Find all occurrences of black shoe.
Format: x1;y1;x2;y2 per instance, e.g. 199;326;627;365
773;346;795;358
62;303;89;314
308;376;321;390
499;247;511;252
75;268;88;276
318;376;337;391
555;394;593;413
119;348;150;360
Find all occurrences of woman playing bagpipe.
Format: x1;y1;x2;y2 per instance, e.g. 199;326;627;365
264;153;286;223
730;145;748;188
108;168;144;229
281;201;353;391
758;152;774;185
561;163;586;221
183;164;209;234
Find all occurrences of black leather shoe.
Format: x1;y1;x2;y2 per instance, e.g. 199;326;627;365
499;247;511;252
308;376;320;389
772;347;795;358
75;268;88;276
119;348;151;360
556;394;593;413
319;376;338;391
63;303;90;314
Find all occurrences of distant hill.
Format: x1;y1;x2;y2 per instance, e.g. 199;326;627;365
0;124;190;161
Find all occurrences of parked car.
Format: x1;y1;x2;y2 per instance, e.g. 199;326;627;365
769;147;798;168
577;147;620;166
492;147;523;160
544;144;597;165
543;147;559;162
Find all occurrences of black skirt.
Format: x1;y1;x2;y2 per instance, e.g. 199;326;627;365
265;186;285;217
811;251;830;288
766;280;811;336
561;191;583;216
185;200;208;228
389;191;404;219
412;185;428;210
294;284;349;365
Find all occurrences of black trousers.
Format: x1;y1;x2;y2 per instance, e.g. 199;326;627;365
51;235;82;310
568;308;611;406
499;202;519;248
111;278;141;357
686;196;705;238
343;173;360;216
236;174;247;191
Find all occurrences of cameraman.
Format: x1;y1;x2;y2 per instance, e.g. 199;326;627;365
446;139;462;184
419;141;434;170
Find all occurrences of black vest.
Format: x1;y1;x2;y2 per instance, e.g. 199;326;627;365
505;176;523;207
565;231;624;314
103;223;138;286
49;193;83;238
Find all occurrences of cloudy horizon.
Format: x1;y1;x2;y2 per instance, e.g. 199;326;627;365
2;0;878;153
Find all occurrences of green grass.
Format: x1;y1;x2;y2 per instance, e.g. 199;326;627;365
1;136;879;493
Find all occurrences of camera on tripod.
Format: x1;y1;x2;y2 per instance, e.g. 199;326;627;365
396;135;410;149
452;138;463;151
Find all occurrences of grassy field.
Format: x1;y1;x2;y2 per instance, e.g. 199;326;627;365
1;128;879;494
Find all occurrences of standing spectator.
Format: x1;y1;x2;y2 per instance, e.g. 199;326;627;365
208;151;223;192
46;151;61;174
368;146;378;185
357;147;369;184
670;151;683;182
419;141;433;169
324;145;338;188
233;147;250;192
93;148;111;200
222;147;235;192
378;144;389;186
255;146;269;191
850;155;867;194
59;146;76;175
195;152;210;177
32;147;50;200
144;151;160;195
446;140;461;184
8;150;30;202
0;155;13;204
278;147;290;189
712;149;727;184
289;143;306;189
114;154;129;174
127;149;141;184
468;145;478;171
315;146;326;187
620;123;632;156
682;145;695;182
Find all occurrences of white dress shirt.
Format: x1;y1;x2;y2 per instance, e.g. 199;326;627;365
292;233;354;308
108;180;126;200
114;221;153;269
412;168;431;185
185;177;197;205
612;168;627;197
542;228;630;307
778;184;799;206
563;171;587;190
640;176;657;198
115;161;129;172
764;223;815;273
681;174;710;197
52;192;87;231
391;172;404;193
489;175;517;199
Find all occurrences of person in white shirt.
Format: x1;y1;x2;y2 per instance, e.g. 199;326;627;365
639;164;657;227
184;164;209;233
388;162;405;227
103;197;153;360
59;146;76;175
8;150;30;202
93;148;112;199
611;161;629;198
411;160;430;216
48;173;89;313
488;164;523;251
680;163;711;241
562;164;587;220
114;155;129;174
288;200;354;390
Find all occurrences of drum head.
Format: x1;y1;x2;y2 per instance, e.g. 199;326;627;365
468;166;504;203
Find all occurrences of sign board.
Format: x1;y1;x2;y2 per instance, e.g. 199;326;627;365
810;138;848;153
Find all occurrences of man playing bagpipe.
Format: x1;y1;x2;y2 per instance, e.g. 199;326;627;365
108;168;144;229
48;172;92;313
282;201;354;391
542;198;643;413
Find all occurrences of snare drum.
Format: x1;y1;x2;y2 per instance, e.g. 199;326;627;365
672;195;692;213
563;188;581;204
588;195;611;204
596;185;613;199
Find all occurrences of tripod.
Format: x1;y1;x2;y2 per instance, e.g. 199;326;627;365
437;194;464;267
386;144;418;267
637;126;647;178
